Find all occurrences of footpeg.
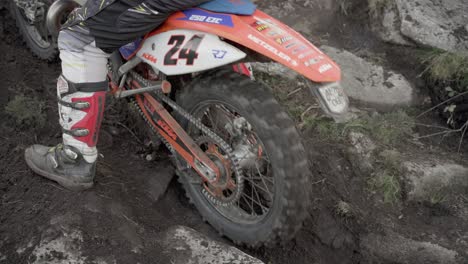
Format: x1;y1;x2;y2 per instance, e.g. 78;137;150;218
115;80;172;98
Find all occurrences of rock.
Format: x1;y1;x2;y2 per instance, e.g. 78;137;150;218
346;131;376;174
373;2;414;46
255;0;339;38
321;46;416;109
402;158;468;202
145;166;174;202
314;209;354;249
158;226;264;264
361;231;459;264
250;62;299;80
374;0;468;52
31;213;86;264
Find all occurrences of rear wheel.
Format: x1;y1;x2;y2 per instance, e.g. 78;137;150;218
10;0;58;61
176;70;311;246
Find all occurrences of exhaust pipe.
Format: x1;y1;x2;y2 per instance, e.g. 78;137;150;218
46;0;80;36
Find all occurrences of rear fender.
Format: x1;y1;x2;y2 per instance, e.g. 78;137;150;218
148;8;341;83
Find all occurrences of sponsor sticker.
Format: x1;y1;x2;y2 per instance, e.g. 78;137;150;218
318;63;333;73
178;9;234;27
304;56;324;66
298;50;314;59
252;21;269;32
285;42;297;49
292;45;307;55
248;34;298;66
57;75;69;95
142;53;157;63
267;30;281;37
212;50;228;59
275;36;293;45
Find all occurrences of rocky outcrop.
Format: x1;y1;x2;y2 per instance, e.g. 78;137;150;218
254;0;340;37
158;226;264;264
321;46;417;109
346;131;376;175
374;0;468;52
361;231;459;264
402;158;468;202
253;46;418;109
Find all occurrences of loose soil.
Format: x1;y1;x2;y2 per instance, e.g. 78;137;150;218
1;1;468;264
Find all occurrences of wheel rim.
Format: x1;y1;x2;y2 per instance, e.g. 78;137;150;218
187;101;275;225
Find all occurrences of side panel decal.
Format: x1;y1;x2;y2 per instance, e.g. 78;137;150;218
137;30;246;76
177;9;234;27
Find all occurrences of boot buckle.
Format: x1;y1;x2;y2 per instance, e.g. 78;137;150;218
63;128;90;137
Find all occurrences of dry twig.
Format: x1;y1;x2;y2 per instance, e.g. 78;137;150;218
417;91;468;118
415;120;468;152
287;87;303;98
114;121;144;145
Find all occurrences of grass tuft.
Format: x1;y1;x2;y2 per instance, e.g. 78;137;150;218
5;95;46;128
369;149;403;204
367;111;415;145
337;0;350;16
368;0;392;18
305;110;415;146
420;49;468;90
377;173;401;204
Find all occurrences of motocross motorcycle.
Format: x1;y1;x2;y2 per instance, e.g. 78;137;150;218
11;0;350;246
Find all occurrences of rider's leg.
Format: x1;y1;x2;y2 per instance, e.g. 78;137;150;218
24;25;109;191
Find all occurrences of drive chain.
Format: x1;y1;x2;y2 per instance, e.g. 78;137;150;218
128;71;244;206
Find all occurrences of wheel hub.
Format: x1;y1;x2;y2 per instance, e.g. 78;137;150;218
196;136;238;202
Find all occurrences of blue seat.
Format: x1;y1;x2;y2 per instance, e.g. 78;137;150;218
198;0;256;15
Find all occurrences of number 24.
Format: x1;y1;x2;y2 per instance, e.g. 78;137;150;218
164;35;204;66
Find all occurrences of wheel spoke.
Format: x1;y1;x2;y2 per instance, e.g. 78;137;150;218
255;162;273;196
241;192;269;214
251;183;268;214
250;182;254;213
241;195;255;213
244;177;273;200
249;176;274;183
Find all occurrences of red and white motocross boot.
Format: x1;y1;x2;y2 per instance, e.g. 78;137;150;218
25;75;107;191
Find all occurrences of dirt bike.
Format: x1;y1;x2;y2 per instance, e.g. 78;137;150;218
12;0;350;246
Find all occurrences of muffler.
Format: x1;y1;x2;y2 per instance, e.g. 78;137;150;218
46;0;80;36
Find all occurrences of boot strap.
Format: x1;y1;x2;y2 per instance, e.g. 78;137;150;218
58;75;108;98
63;128;90;137
58;98;90;110
48;144;79;167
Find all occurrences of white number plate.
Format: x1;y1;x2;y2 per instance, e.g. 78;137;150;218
317;83;349;114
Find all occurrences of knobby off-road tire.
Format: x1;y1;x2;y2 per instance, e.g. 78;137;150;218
10;0;58;61
176;69;312;246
